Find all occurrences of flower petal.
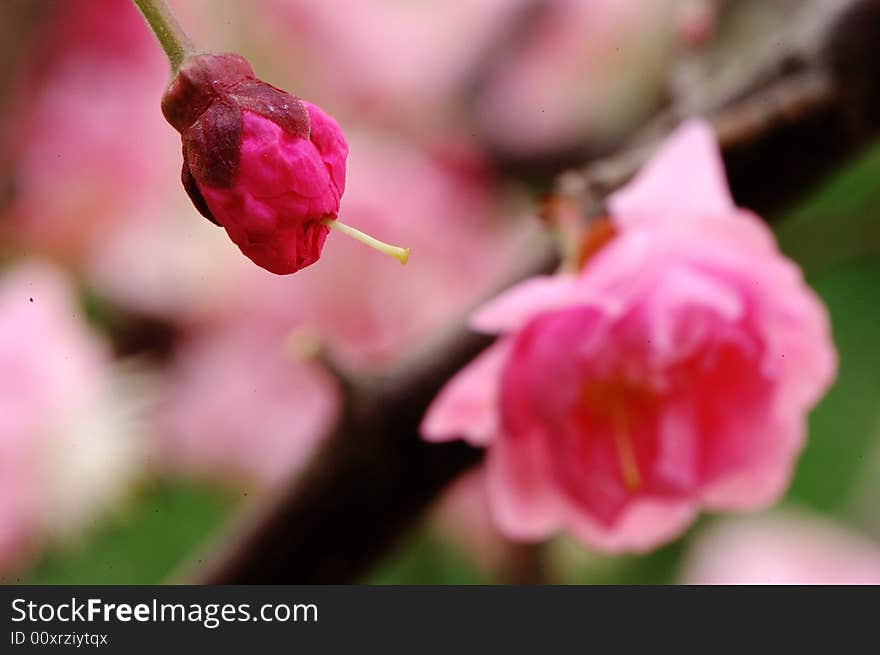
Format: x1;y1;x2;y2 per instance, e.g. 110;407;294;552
485;430;561;540
563;497;698;554
700;415;804;511
470;274;583;335
608;119;734;227
420;339;511;447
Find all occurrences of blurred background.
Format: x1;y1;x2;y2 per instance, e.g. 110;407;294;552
1;0;879;585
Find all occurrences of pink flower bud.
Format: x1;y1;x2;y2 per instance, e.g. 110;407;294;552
162;53;348;274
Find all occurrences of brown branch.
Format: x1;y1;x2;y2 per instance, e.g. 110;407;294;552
194;241;559;584
194;0;880;584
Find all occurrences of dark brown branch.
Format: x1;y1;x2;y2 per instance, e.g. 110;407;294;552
194;241;559;584
195;0;880;584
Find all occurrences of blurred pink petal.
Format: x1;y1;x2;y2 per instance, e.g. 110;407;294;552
421;339;511;447
0;472;38;575
2;0;173;262
254;0;525;130
85;194;257;321
681;512;880;584
470;274;584;334
0;264;105;438
485;427;562;541
159;320;338;488
564;498;698;554
0;261;143;574
608;119;734;227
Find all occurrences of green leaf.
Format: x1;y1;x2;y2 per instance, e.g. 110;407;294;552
17;480;237;585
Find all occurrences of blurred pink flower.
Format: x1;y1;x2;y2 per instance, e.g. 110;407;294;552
422;120;836;553
0;262;144;574
681;512;880;584
472;0;682;157
158;318;338;488
2;0;173;263
253;0;524;131
84;191;256;322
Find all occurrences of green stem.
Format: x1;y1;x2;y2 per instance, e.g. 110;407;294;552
132;0;195;72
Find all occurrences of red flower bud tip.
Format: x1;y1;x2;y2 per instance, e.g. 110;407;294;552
161;53;409;274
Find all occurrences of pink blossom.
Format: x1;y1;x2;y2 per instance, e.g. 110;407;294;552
422;120;836;552
0;262;144;574
84;190;257;322
1;0;173;262
680;512;880;584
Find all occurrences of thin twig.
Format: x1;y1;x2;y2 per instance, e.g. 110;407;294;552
132;0;195;71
